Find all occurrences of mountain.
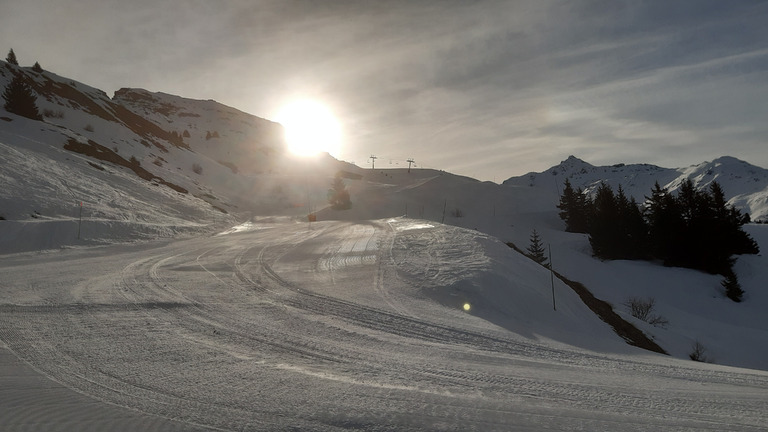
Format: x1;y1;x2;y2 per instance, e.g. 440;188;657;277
503;155;768;222
112;88;283;175
0;60;355;252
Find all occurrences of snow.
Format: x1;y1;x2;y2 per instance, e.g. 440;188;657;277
3;219;768;431
2;62;768;430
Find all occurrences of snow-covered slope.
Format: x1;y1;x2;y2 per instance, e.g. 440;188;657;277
305;161;768;370
0;61;356;252
112;88;284;175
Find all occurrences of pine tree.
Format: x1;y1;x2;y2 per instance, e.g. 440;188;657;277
616;186;649;259
32;61;43;73
6;48;18;65
645;182;682;265
557;179;589;233
721;271;744;302
709;181;759;257
589;182;621;258
526;229;548;265
557;178;577;229
2;74;42;120
328;173;351;210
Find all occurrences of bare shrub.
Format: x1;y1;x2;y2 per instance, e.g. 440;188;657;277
192;163;203;175
451;208;464;218
42;108;64;118
624;297;668;328
625;297;654;321
648;315;670;328
689;340;708;362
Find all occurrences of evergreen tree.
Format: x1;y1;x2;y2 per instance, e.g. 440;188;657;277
721;270;744;302
574;186;592;233
6;48;18;65
328;173;351;210
557;178;589;233
526;229;548;265
588;182;622;258
644;182;683;265
32;61;43;73
709;181;758;257
674;179;706;269
2;74;42;120
556;177;758;299
616;186;649;259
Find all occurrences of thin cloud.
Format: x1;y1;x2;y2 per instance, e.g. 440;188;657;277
2;0;767;181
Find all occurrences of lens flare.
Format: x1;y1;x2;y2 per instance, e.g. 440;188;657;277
463;303;471;311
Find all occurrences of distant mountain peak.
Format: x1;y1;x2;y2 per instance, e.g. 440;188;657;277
562;155;589;165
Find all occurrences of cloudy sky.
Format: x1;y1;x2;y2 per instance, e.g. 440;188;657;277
3;0;767;181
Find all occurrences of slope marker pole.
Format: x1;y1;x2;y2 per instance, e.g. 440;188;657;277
549;244;556;311
78;201;83;240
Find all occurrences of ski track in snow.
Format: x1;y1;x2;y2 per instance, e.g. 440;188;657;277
1;220;767;431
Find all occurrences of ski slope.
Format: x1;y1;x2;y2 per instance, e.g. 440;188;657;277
2;218;766;431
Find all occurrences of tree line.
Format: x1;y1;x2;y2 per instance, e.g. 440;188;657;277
557;178;759;301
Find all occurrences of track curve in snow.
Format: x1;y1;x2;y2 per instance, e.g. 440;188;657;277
1;219;767;431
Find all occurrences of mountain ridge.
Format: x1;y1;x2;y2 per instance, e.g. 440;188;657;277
503;155;768;221
3;57;768;230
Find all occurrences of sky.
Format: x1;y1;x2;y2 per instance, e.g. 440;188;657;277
2;0;768;182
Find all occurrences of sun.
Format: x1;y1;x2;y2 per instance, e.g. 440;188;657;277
276;100;341;157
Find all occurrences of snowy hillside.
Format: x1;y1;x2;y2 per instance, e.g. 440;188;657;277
112;88;284;175
0;61;356;253
307;164;768;371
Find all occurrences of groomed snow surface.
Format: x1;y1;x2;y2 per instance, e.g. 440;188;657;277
2;219;767;431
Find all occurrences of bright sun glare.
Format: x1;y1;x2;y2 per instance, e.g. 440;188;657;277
277;100;341;157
